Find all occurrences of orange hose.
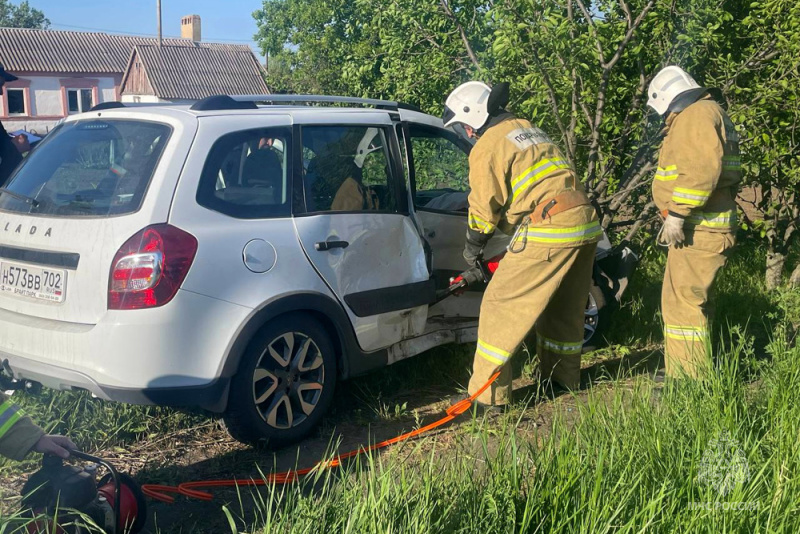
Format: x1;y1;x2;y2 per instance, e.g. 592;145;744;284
141;372;499;503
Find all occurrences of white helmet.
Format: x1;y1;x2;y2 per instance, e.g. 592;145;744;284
443;81;492;130
647;66;702;115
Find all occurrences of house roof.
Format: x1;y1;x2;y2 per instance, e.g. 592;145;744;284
123;44;269;100
0;27;202;74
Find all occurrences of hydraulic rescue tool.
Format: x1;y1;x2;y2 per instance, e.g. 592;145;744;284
434;253;506;303
20;451;146;534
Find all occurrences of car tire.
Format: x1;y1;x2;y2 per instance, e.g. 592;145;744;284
223;313;337;447
582;283;615;353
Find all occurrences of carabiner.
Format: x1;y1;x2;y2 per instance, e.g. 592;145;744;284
508;219;530;254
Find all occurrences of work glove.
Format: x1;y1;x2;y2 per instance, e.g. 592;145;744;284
659;213;685;247
464;228;493;265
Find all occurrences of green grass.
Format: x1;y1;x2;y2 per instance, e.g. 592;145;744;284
221;318;800;533
0;390;204;475
607;238;781;349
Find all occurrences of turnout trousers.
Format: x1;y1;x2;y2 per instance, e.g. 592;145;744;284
661;230;736;378
468;242;597;405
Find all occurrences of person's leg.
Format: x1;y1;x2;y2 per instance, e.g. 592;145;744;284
535;243;597;390
468;245;583;405
661;231;735;377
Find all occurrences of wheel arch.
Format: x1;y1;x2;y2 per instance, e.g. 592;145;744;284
218;292;388;406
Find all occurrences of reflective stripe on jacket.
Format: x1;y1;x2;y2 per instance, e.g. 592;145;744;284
653;95;742;232
0;392;44;461
467;116;600;247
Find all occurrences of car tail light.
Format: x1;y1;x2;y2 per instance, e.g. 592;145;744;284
108;224;198;310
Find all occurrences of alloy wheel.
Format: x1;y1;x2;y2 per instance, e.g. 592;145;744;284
584;293;599;344
252;332;325;429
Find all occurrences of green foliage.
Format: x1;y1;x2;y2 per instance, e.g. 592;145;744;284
718;0;800;266
254;0;492;110
410;135;470;192
254;0;799;280
0;0;48;29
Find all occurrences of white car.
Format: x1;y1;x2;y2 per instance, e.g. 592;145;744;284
0;95;636;446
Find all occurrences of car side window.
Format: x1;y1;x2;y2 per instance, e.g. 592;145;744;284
409;124;471;213
196;127;291;219
301;125;397;213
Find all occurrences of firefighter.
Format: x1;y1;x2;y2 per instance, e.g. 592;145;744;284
647;66;742;378
443;81;601;406
0;391;76;460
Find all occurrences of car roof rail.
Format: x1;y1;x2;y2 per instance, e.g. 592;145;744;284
89;101;184;112
189;94;423;113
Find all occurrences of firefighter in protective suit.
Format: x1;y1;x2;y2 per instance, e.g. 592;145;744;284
0;391;76;460
647;66;742;378
443;82;601;406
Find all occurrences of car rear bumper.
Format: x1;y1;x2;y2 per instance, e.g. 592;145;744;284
0;289;251;412
1;352;231;411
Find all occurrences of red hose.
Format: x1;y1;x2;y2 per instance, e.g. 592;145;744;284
141;371;500;503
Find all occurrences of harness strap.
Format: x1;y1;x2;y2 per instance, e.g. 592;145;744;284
529;190;590;225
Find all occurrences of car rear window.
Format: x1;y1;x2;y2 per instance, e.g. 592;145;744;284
0;119;171;217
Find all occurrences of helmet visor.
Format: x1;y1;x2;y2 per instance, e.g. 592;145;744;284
442;105;457;127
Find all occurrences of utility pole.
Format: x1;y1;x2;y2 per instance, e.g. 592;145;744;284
157;0;163;48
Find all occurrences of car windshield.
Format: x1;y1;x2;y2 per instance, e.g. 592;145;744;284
0;119;171;218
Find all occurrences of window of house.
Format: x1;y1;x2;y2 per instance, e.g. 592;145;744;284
196;127;291;219
408;124;471;212
300;125;397;213
68;89;94;114
7;88;26;115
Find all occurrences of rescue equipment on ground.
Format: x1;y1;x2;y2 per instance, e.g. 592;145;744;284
20;451;146;534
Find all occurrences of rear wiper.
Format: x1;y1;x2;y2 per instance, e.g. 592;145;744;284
0;188;40;208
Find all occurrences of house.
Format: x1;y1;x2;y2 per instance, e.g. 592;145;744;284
120;44;270;104
0;15;269;135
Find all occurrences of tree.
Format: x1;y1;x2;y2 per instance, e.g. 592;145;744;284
254;0;491;108
0;0;49;29
254;0;798;286
716;0;800;289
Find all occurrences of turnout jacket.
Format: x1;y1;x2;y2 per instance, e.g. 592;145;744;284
653;95;742;232
0;392;44;460
467;115;600;247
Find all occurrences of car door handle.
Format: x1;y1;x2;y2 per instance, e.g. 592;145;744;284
315;240;349;251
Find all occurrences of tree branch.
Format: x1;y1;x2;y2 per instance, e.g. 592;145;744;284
618;201;657;246
524;54;574;163
439;0;482;71
573;0;606;63
583;0;656;189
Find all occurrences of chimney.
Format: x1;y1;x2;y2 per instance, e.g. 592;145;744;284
181;14;201;42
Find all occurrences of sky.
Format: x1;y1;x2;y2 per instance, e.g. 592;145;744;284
31;0;266;58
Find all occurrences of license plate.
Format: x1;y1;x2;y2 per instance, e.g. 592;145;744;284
0;261;67;303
